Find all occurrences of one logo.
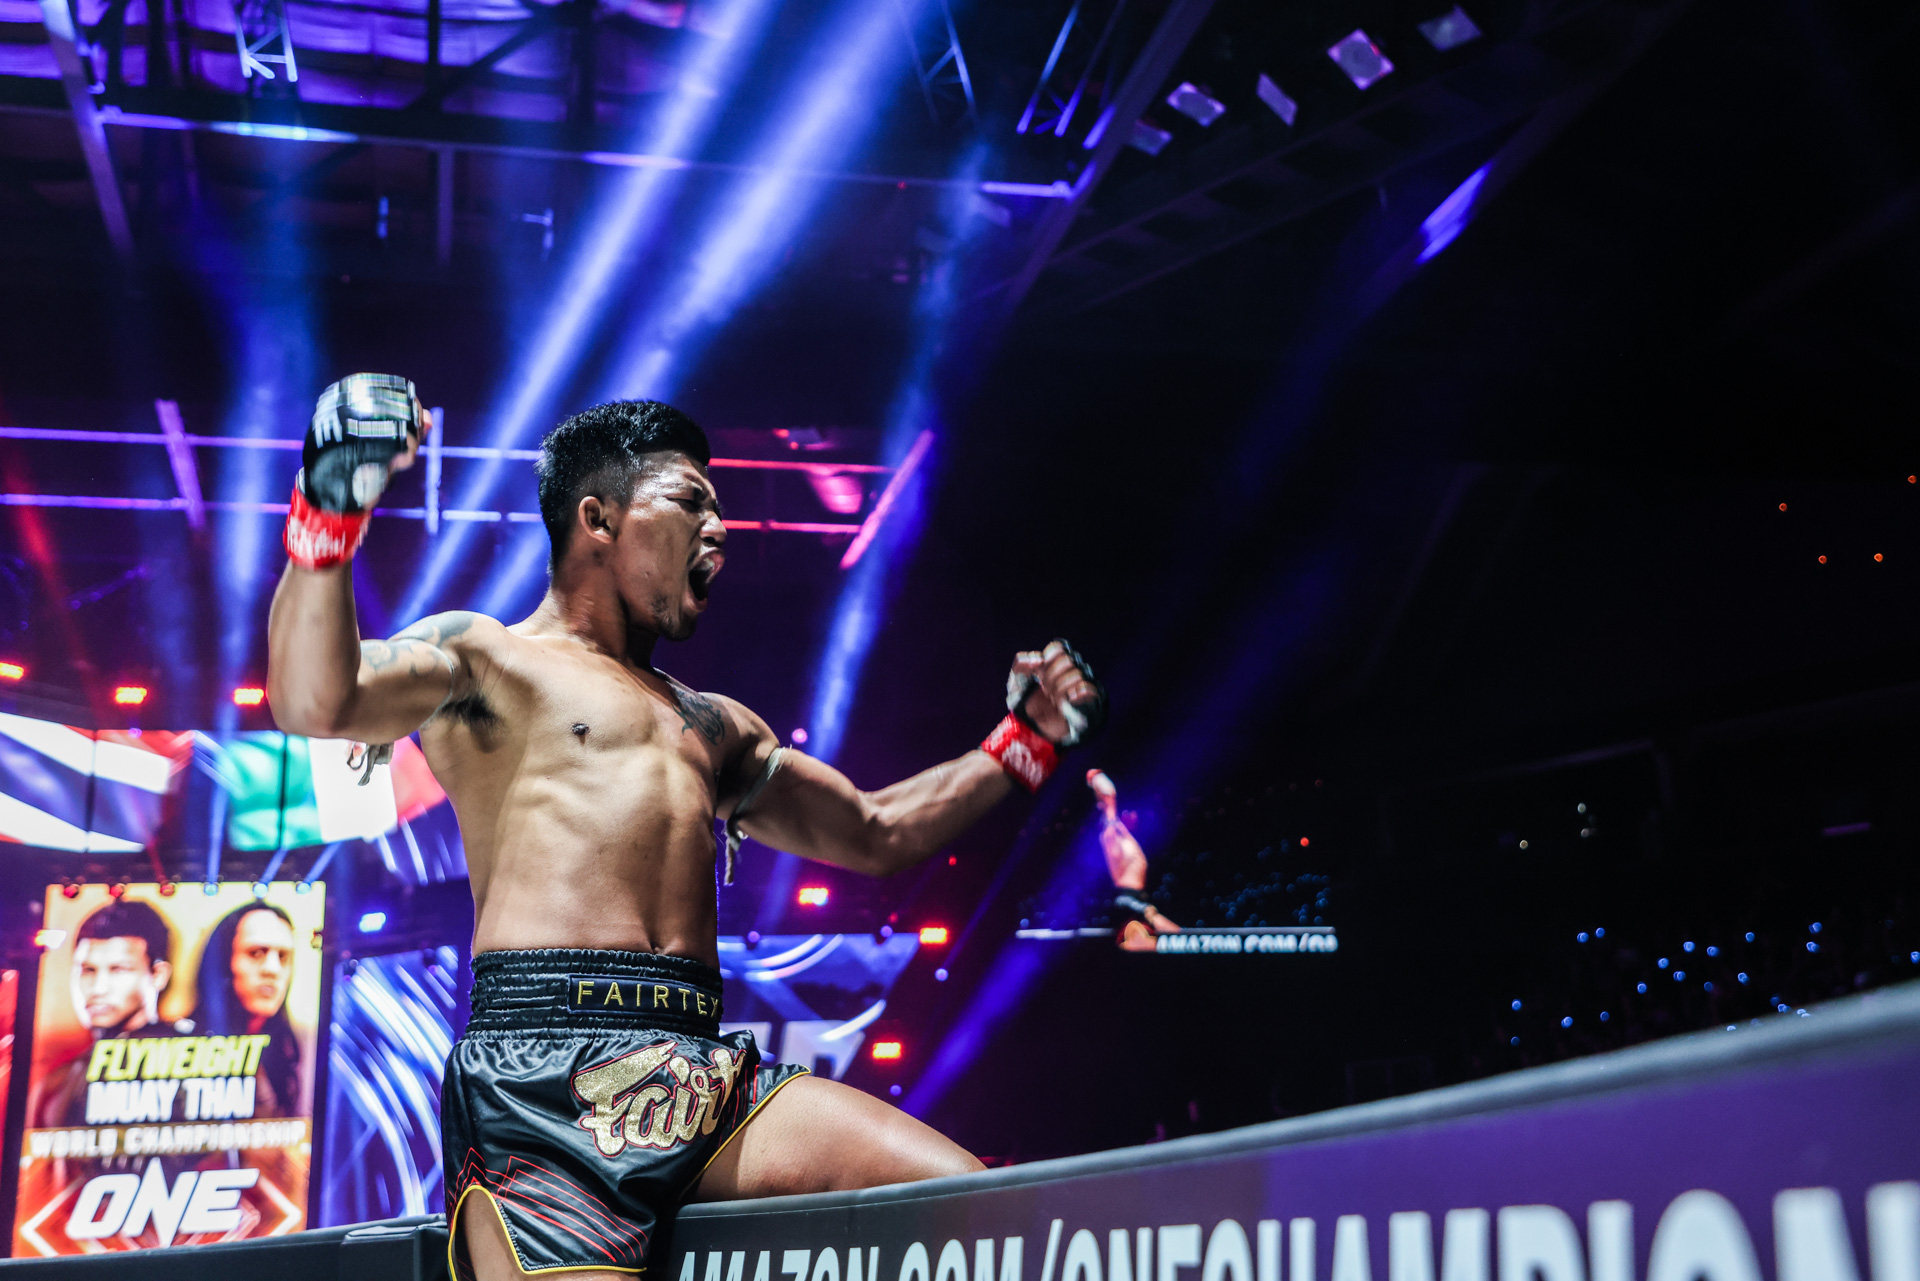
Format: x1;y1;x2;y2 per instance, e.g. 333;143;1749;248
65;1159;258;1246
571;1042;746;1160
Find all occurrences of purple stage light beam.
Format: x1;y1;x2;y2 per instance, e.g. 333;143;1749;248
207;244;322;735
595;0;925;404
469;0;934;619
755;150;992;930
840;430;933;571
398;0;782;624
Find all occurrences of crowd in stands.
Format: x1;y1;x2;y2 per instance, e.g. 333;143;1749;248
1475;890;1920;1074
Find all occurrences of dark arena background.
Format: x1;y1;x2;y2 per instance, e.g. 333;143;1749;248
0;0;1917;1272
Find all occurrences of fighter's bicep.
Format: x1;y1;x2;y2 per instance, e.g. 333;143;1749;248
734;750;886;874
352;637;459;729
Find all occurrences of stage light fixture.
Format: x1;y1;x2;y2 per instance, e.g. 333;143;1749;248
918;926;949;946
1417;6;1481;49
113;685;149;706
1255;74;1298;126
34;929;65;950
359;911;388;933
870;1040;903;1061
159;881;176;896
1127;120;1173;155
797;886;829;907
252;881;269;896
1165;83;1225;126
108;883;127;899
1418;164;1490;261
0;661;23;681
1327;30;1393;90
61;882;81;898
204;882;220;895
233;686;267;707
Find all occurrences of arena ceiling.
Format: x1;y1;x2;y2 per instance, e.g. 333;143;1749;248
2;0;1917;764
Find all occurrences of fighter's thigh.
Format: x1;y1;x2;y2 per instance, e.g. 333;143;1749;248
460;1190;630;1281
692;1074;982;1201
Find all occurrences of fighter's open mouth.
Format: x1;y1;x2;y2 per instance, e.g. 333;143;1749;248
690;561;716;602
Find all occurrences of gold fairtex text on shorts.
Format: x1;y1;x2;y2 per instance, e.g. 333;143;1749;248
570;1041;745;1158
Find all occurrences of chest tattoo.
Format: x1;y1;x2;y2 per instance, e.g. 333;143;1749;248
669;685;725;744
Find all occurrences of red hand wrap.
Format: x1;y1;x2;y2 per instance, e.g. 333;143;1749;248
980;713;1060;793
284;484;373;570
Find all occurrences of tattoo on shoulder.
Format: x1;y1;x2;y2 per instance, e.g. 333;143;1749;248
669;684;726;745
393;611;482;649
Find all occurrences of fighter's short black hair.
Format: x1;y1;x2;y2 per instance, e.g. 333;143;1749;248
537;400;711;567
75;899;172;970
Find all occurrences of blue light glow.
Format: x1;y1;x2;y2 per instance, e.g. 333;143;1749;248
358;911;388;933
205;240;321;733
398;0;781;622
595;0;925;403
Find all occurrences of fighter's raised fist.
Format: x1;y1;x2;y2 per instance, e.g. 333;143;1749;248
1007;639;1106;747
300;374;429;513
284;374;428;570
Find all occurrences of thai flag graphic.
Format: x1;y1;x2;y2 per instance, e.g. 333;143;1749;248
0;713;187;852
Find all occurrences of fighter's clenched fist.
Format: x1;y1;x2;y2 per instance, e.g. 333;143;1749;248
284;374;430;570
981;639;1106;792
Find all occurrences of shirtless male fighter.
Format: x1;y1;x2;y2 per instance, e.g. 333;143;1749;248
1086;770;1180;953
266;378;1103;1280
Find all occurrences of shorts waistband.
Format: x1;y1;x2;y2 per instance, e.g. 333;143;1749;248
467;949;725;1034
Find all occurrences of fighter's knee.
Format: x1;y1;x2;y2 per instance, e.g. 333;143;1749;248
880;1121;983;1183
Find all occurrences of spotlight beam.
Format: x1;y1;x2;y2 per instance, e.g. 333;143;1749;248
400;0;784;622
38;0;134;260
595;0;931;403
840;430;933;571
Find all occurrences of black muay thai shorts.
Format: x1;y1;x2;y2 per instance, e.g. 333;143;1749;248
443;949;808;1277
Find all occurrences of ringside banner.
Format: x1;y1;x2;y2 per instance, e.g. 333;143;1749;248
664;991;1920;1281
13;882;326;1257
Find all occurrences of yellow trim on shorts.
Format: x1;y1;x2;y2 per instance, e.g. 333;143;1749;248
690;1067;811;1186
447;1182;646;1278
